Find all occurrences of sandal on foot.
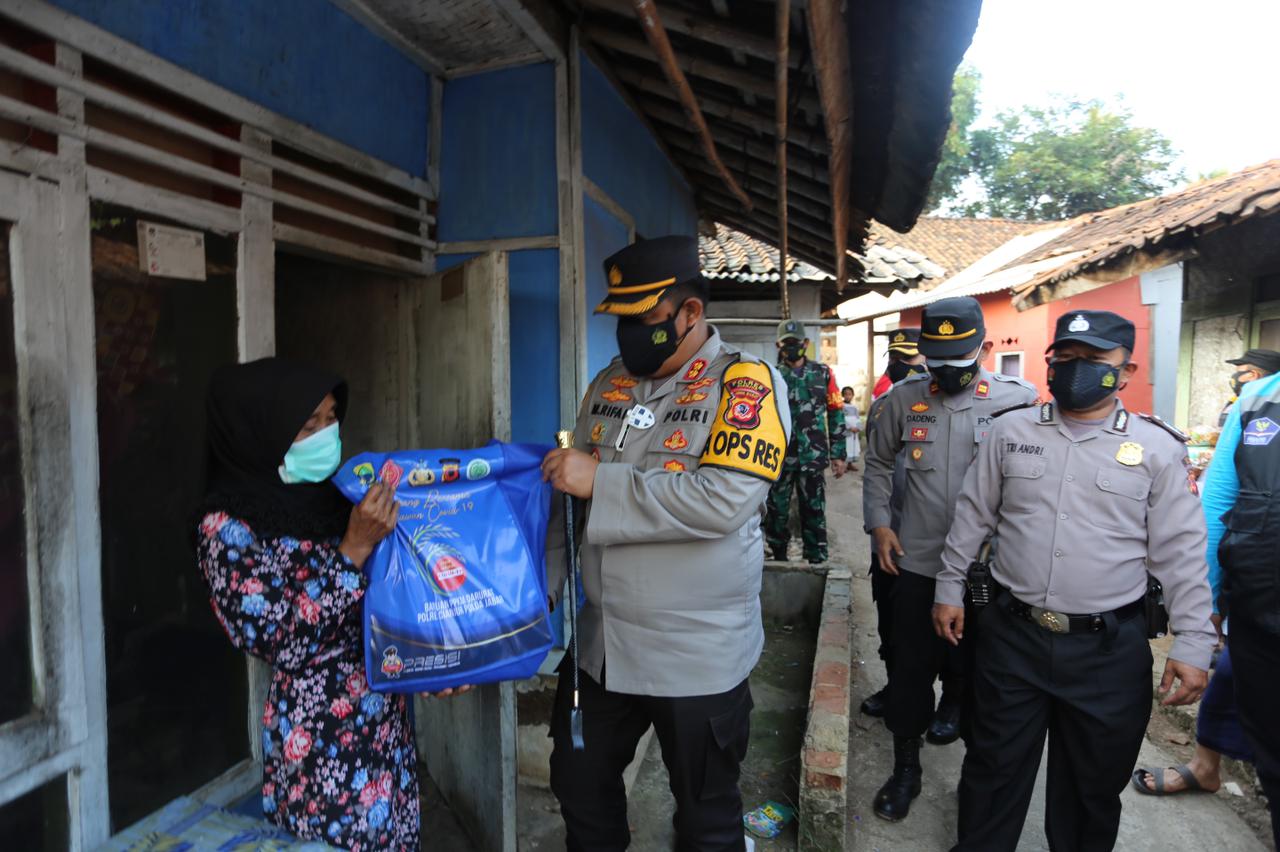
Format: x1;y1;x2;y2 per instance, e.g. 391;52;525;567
1130;765;1207;796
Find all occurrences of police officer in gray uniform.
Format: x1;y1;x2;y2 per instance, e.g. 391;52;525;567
863;297;1037;821
933;310;1215;852
542;236;791;851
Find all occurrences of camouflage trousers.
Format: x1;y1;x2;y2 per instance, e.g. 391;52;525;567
764;467;827;562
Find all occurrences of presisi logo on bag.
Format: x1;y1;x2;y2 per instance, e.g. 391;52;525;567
381;646;405;679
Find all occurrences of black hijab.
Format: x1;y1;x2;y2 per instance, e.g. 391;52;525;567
201;358;351;541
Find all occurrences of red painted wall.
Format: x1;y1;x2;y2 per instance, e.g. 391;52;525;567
900;276;1153;413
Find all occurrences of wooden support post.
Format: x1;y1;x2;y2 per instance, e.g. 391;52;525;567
55;42;112;848
866;323;877;409
776;0;791;319
806;0;853;291
628;0;752;211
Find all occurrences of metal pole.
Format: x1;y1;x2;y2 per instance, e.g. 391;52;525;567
776;0;792;320
555;430;585;751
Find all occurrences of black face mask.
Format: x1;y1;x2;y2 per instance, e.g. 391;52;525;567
887;361;925;384
1230;370;1251;396
929;362;979;396
1048;358;1123;411
779;342;806;363
616;302;690;376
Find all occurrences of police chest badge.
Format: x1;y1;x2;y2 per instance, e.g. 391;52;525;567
700;361;786;482
1115;442;1143;466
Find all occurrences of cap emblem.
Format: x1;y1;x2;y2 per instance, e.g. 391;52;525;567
893;332;905;343
938;320;955;336
609;265;623;286
1068;314;1090;333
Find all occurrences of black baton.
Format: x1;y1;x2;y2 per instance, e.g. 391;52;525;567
556;431;586;751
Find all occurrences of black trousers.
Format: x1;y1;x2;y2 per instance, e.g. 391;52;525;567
550;662;753;852
953;600;1152;852
870;552;895;667
1229;616;1280;849
884;569;966;738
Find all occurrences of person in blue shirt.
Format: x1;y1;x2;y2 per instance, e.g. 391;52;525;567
1132;351;1280;804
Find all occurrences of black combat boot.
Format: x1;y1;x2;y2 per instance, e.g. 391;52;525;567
873;736;923;821
860;686;888;718
926;698;961;745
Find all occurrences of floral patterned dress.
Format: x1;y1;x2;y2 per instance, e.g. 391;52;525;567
197;512;420;851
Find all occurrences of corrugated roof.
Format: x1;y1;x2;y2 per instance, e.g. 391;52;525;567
837;225;1070;322
1009;159;1280;302
867;216;1038;283
700;222;946;289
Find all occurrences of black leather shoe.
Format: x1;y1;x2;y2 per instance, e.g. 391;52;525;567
860;687;888;718
873;737;923;821
926;701;961;745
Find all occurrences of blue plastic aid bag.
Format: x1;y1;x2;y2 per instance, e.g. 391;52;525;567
333;441;554;693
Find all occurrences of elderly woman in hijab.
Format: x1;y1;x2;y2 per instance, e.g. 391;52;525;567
197;358;430;850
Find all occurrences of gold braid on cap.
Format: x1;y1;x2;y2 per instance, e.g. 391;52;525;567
595;290;665;316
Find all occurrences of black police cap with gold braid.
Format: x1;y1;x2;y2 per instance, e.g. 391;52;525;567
596;235;702;317
919;297;986;359
887;327;920;356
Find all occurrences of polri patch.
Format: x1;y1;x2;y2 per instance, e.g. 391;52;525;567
663;459;686;472
683;359;709;381
601;389;632;403
590;422;609;444
911;401;930;413
610;375;638;389
975;380;990;398
699;361;786;482
911;447;924;461
1244;417;1279;446
909;427;930;441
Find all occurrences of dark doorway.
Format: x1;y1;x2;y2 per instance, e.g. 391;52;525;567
92;203;247;829
0;222;32;728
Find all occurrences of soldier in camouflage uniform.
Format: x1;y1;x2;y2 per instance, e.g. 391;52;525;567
765;319;848;563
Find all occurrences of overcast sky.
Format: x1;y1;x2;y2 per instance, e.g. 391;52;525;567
962;0;1280;182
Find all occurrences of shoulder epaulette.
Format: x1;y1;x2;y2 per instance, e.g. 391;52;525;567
1138;413;1189;443
993;401;1039;419
899;371;931;386
992;373;1037;391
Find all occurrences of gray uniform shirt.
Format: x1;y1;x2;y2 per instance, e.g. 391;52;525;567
546;329;793;697
935;400;1216;670
863;368;1038;577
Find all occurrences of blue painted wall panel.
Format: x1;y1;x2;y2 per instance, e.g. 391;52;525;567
507;249;560;443
438;63;558;242
580;53;697;239
48;0;429;175
583;196;629;379
436;251;560;445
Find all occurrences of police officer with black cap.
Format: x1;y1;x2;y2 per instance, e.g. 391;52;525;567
933;310;1215;852
1219;348;1280;427
542;235;791;851
861;327;926;717
863;296;1037;822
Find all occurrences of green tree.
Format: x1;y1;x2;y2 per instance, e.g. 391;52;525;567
962;99;1182;220
924;65;981;211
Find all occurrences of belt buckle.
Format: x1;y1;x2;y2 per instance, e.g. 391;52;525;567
1035;608;1069;633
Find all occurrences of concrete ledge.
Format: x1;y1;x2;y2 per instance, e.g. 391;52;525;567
799;569;853;852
